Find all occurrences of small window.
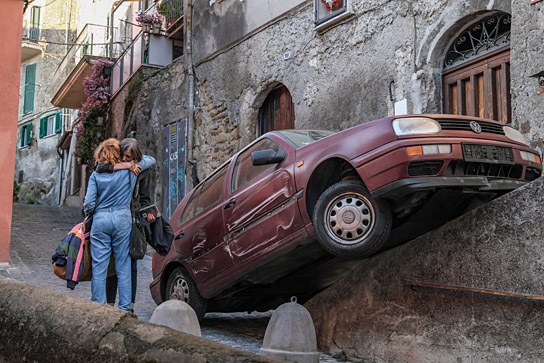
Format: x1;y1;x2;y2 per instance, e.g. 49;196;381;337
194;163;229;217
20;123;33;147
179;185;202;226
29;6;41;42
40;113;61;138
231;138;284;192
315;0;346;25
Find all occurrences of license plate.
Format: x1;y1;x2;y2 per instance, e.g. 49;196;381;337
462;143;514;164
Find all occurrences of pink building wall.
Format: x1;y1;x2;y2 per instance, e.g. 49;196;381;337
0;0;24;263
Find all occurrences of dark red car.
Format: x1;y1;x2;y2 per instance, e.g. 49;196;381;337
151;114;542;319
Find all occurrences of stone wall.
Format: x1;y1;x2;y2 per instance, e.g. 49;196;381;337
110;60;188;204
0;276;276;363
305;177;544;362
510;0;544;155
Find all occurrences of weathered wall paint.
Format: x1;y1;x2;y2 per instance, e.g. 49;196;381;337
0;0;24;262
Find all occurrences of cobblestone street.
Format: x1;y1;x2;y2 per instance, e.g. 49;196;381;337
1;203;342;362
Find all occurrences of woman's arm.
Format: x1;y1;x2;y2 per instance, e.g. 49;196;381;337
83;173;98;215
137;155;156;172
96;162;141;175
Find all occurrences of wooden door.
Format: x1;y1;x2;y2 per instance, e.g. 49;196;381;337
443;48;511;124
259;85;295;135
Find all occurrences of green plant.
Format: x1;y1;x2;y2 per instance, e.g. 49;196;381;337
27;198;35;204
13;181;19;201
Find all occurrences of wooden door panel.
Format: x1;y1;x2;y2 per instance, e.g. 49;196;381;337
442;49;510;124
259;85;295;135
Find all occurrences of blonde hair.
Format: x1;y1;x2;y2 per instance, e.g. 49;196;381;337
94;138;121;166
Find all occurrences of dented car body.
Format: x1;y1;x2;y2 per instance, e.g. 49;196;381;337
150;114;542;318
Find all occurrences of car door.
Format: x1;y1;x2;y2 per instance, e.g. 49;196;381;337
223;136;305;265
176;162;234;283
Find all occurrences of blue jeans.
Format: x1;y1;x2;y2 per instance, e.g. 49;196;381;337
90;205;132;311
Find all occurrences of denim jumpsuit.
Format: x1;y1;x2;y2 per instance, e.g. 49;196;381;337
83;155;155;311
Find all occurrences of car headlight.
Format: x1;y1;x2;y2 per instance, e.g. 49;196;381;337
503;126;529;146
392;117;441;136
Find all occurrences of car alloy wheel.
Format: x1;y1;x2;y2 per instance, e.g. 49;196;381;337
313;180;392;258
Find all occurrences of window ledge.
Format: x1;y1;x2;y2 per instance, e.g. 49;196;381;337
315;11;355;34
41;133;59;140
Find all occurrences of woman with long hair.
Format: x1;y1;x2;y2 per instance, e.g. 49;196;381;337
83;138;155;311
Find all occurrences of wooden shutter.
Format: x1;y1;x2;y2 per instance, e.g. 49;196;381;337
443;49;510;124
23;64;36;114
258;85;295;135
20;126;26;147
39;117;46;138
55;113;62;133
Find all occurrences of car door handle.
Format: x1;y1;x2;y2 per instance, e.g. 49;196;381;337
224;198;237;209
175;230;185;240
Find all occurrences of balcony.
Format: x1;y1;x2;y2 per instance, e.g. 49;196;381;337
21;27;42;62
157;0;184;38
51;24;114;109
110;31;173;97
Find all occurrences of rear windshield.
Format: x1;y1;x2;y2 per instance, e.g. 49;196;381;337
276;130;334;148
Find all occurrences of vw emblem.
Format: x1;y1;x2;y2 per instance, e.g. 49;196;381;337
470;121;482;134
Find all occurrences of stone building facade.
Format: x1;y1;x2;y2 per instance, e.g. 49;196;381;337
16;0;78;205
123;0;543;212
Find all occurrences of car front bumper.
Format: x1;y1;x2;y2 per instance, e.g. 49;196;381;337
355;137;541;199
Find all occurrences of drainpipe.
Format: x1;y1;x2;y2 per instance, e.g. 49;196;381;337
186;0;195;193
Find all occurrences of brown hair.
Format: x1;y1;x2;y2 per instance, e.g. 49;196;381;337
120;138;143;162
94;138;121;166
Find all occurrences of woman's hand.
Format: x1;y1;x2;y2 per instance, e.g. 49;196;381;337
146;212;156;223
129;161;142;176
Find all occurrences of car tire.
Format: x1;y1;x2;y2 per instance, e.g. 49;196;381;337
166;267;207;321
313;180;392;258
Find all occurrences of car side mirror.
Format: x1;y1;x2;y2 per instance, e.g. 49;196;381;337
251;149;286;166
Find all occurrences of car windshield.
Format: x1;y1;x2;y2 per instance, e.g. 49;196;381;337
276;130;335;148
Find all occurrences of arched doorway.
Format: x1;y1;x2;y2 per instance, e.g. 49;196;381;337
442;13;511;123
258;84;295;135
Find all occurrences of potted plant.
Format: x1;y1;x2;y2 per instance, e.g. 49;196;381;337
136;11;163;34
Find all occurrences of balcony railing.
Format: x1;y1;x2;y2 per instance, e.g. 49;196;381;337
54;24;116;80
157;0;184;28
110;31;173;96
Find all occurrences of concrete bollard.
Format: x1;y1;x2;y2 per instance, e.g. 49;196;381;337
260;297;320;363
149;300;202;336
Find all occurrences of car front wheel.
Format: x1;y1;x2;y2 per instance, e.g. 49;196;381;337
313;180;391;258
166;267;207;321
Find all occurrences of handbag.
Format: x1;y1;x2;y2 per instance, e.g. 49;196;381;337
130;212;147;259
129;172;147;260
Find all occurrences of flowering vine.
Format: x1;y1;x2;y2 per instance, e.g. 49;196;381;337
74;59;113;165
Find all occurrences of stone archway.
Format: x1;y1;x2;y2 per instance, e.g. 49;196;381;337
442;12;511;123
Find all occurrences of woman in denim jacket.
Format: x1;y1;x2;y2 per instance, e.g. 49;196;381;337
83;138;155;311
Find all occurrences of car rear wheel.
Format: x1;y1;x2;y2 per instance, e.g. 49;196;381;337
313;180;392;258
166;267;207;321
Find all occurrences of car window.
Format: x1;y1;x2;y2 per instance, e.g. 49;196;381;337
276;130;334;148
194;163;229;217
231;138;284;191
179;184;202;226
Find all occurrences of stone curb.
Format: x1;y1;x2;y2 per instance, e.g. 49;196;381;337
0;276;280;363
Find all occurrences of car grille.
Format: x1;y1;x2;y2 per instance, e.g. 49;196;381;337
408;161;443;176
446;160;522;179
437;118;505;135
525;167;541;181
